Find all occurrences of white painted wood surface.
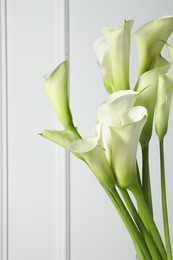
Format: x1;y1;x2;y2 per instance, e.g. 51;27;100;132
0;0;70;259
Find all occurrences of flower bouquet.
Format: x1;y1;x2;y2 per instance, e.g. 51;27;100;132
40;17;173;260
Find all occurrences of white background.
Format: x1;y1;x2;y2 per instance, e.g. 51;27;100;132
70;0;173;259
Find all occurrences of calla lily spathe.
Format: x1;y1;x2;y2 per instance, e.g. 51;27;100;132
134;16;173;75
71;140;116;188
135;60;170;147
110;107;147;188
41;60;81;157
155;74;173;140
93;20;133;93
96;91;147;188
44;61;75;131
40;129;83;160
71;90;148;188
96;90;138;165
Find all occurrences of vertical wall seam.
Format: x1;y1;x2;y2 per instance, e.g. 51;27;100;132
65;0;70;259
57;0;70;259
0;0;8;259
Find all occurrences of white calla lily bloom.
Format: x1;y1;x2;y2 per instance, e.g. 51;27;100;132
40;129;83;160
71;140;116;188
71;90;148;188
135;61;170;147
110;106;147;188
94;20;133;93
134;16;173;75
96;90;138;127
155;74;173;140
44;60;75;130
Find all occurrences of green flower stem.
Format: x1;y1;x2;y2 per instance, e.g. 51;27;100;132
130;184;167;260
106;187;152;260
160;140;172;260
105;189;146;260
136;161;142;188
119;187;162;260
142;145;153;217
70;125;82;139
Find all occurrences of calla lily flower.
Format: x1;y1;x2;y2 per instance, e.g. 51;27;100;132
155;74;173;141
97;91;147;188
96;90;138;164
135;61;170;147
110;107;147;188
71;90;148;188
40;129;83;160
134;16;173;75
44;60;75;131
71;139;116;188
93;20;133;93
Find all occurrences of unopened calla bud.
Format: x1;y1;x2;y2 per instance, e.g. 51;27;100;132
155;74;173;140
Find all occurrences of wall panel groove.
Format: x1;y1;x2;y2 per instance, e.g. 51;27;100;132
0;0;9;259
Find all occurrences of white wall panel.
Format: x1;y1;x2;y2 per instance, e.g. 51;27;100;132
0;0;69;259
